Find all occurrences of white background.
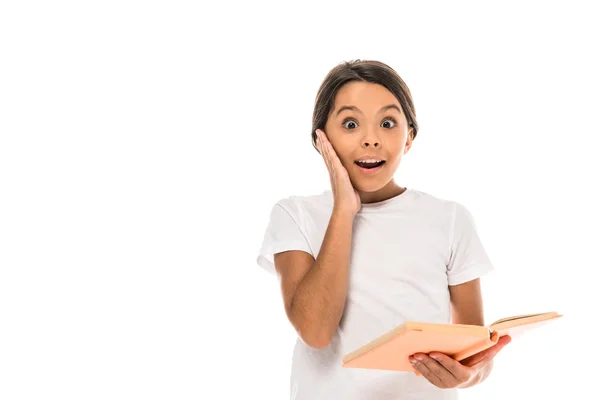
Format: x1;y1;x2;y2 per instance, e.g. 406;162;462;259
1;1;598;399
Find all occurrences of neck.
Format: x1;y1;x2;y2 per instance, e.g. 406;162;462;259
357;180;406;204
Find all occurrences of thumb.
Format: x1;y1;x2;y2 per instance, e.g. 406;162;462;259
462;335;512;367
497;334;512;347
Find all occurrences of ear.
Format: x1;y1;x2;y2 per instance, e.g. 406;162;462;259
404;128;414;153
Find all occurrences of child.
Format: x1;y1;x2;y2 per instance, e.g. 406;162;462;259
256;59;510;400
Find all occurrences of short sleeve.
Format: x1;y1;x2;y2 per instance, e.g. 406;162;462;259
446;202;494;286
256;201;313;276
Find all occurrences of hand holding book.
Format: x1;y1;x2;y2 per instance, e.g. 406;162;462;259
342;311;561;374
408;334;512;388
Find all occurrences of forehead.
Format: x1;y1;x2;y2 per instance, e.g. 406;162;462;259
333;81;399;111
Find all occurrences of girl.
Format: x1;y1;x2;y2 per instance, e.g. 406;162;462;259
256;59;510;400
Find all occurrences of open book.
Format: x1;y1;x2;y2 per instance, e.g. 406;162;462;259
342;311;562;373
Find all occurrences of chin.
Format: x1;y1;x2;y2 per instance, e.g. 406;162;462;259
351;178;387;193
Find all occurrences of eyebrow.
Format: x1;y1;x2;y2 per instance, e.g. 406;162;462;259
335;104;402;117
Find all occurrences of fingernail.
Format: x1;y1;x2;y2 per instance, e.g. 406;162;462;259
409;358;417;365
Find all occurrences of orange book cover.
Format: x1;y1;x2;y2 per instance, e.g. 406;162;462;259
341;311;562;374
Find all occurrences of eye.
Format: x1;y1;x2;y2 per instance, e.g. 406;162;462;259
342;119;358;129
342;117;398;130
382;117;397;129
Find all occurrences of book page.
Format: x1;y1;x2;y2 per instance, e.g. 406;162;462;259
490;312;549;325
489;311;561;332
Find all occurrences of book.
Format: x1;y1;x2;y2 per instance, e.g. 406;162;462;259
341;311;562;373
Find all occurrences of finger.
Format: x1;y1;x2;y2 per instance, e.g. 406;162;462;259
322;136;337;161
482;338;511;362
316;131;332;173
320;131;334;167
330;147;346;173
415;355;458;388
316;129;324;155
324;140;342;185
323;136;347;176
429;352;473;383
411;358;447;388
319;130;334;172
462;335;511;367
498;334;512;347
317;128;329;145
319;133;338;191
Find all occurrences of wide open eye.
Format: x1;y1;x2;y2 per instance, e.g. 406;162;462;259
342;117;398;130
342;119;358;130
382;117;397;129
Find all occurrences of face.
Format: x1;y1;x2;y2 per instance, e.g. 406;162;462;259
323;81;413;200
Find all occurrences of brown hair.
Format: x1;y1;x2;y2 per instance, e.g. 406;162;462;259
311;59;418;153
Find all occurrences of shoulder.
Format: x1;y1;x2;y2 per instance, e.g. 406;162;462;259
408;188;457;217
406;189;481;234
275;190;332;211
415;188;476;211
270;190;331;221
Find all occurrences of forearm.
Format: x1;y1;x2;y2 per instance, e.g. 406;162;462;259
291;209;354;347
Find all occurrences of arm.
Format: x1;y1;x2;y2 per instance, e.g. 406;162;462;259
410;278;510;388
449;278;484;326
449;278;493;388
409;279;509;388
274;209;355;349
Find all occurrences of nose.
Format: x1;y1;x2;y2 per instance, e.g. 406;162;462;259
361;127;380;147
362;137;380;148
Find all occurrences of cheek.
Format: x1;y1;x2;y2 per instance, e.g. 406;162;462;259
342;159;356;172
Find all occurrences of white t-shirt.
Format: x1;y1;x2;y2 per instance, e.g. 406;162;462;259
256;187;494;400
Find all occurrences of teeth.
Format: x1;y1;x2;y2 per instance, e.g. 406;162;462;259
356;159;382;163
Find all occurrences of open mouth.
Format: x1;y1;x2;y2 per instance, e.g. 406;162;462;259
354;160;386;169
